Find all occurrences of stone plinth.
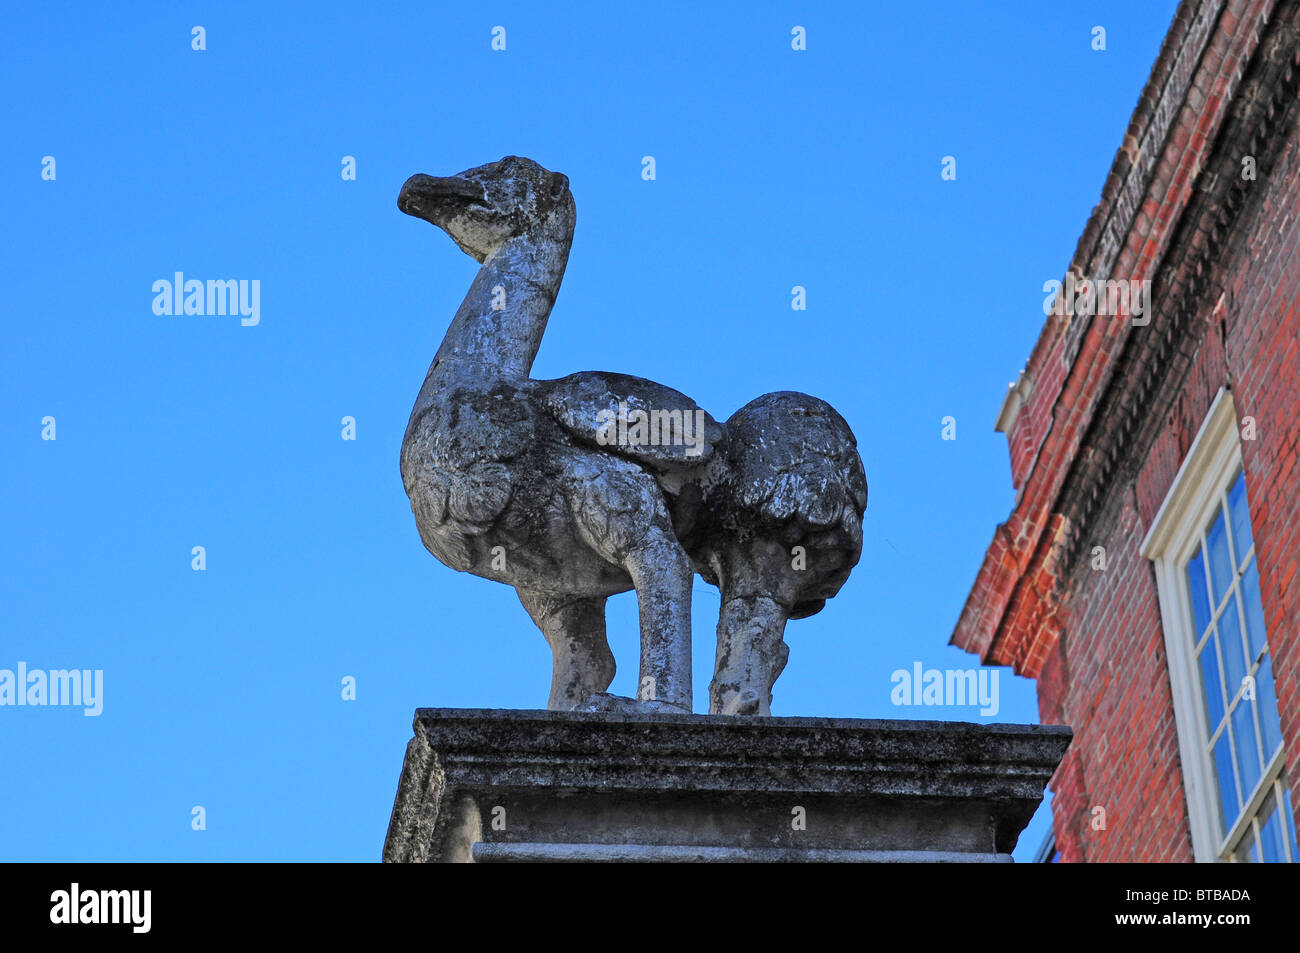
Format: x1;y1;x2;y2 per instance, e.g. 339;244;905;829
382;709;1070;863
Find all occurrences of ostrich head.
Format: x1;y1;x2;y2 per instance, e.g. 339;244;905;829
398;155;575;263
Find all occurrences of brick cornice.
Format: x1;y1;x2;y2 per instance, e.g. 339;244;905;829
952;0;1300;673
1058;8;1300;584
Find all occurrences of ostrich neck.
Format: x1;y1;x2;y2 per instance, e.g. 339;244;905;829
426;230;572;387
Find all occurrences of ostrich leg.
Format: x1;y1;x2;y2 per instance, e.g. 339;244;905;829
517;589;615;711
709;596;791;716
624;528;694;712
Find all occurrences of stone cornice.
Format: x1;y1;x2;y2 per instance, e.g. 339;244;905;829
382;709;1072;862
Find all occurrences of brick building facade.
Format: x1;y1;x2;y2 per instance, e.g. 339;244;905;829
952;0;1300;862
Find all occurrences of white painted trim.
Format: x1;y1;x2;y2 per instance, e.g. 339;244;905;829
1151;555;1224;861
1142;387;1242;862
1141;387;1238;558
994;370;1031;434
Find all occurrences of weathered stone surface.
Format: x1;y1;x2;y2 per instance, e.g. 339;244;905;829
383;709;1071;863
397;156;866;715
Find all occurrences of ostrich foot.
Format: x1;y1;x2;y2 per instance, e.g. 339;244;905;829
575;692;691;715
715;688;764;716
517;589;614;711
708;595;791;716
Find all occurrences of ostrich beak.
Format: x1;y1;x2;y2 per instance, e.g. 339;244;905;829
397;174;486;222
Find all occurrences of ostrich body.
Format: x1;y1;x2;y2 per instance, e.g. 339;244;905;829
398;156;717;712
398;156;865;715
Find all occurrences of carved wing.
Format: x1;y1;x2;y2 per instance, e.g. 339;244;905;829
404;459;512;570
400;384;533;571
540;371;724;475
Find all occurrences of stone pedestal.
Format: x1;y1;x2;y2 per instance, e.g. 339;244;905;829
383;708;1070;863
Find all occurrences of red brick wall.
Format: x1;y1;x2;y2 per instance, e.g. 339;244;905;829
1047;490;1195;862
1046;91;1300;862
1224;100;1300;837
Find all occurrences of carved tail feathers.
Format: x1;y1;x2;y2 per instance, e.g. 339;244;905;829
690;391;867;715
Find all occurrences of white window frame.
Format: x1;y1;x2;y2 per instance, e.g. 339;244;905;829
1140;387;1287;861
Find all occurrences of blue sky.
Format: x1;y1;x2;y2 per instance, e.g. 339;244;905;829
1;1;1178;861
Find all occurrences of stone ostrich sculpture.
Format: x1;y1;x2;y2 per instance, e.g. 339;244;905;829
397;155;865;715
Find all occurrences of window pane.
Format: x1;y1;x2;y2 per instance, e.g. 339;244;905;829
1232;699;1263;799
1199;633;1226;732
1207;507;1233;607
1228;473;1253;570
1214;732;1240;826
1240;560;1268;662
1187;551;1213;638
1218;593;1248;694
1260;799;1287;862
1255;657;1283;760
